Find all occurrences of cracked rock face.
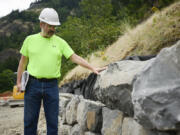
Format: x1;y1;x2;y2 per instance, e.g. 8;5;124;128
132;41;180;130
101;107;123;135
93;60;150;116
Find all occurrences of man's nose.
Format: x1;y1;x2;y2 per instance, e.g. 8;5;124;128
50;26;55;31
48;25;55;30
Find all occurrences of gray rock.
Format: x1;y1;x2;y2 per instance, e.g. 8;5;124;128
77;99;104;131
101;107;123;135
93;60;150;116
70;124;84;135
66;96;80;125
121;117;174;135
59;122;72;135
122;117;147;135
132;41;180;130
59;96;71;124
145;130;175;135
85;131;101;135
176;130;180;135
60;93;74;99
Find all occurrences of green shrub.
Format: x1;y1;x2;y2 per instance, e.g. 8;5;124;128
0;69;15;93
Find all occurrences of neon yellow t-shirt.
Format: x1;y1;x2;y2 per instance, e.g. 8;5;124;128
20;33;74;79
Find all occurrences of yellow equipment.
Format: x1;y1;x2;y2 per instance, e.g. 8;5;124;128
12;85;24;100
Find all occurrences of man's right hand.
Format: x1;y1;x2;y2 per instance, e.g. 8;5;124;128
17;83;21;92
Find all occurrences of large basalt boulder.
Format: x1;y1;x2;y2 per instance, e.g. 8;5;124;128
59;73;97;99
93;60;150;116
121;117;174;135
124;55;156;61
132;41;180;130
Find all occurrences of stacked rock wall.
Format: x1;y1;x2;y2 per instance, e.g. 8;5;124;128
59;93;177;135
59;93;142;135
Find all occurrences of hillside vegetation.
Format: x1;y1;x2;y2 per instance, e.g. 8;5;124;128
61;1;180;85
0;0;177;92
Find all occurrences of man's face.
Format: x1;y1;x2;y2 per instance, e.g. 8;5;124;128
40;22;56;38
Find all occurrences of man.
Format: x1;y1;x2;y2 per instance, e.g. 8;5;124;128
16;8;106;135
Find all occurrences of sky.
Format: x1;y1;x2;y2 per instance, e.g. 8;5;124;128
0;0;37;18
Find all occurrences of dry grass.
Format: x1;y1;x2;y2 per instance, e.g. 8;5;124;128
60;1;180;86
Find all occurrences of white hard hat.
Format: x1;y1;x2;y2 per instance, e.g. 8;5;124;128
39;8;60;26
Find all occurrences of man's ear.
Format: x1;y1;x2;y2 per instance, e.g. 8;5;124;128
40;22;44;29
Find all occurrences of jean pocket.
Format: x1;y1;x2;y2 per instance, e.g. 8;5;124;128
25;79;39;96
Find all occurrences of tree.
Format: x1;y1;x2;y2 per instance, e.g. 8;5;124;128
80;0;113;18
3;57;19;72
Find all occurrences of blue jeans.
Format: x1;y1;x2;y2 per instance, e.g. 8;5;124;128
24;77;59;135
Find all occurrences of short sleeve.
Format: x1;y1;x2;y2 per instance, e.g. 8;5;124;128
20;37;29;57
62;41;74;59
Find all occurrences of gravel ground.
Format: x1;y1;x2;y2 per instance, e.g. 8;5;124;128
0;105;46;135
0;106;24;135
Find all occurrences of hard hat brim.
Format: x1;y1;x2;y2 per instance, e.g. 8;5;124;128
39;18;61;26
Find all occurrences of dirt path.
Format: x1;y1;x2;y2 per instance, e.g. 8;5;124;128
0;106;24;135
0;105;47;135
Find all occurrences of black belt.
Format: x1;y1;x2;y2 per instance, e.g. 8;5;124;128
29;75;57;82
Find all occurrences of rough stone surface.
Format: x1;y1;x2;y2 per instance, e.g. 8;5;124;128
132;41;180;130
101;107;123;135
176;131;180;135
59;122;72;135
124;55;156;61
145;130;176;135
85;131;101;135
70;124;84;135
122;117;147;135
66;96;80;125
77;99;104;131
59;96;71;124
60;93;74;99
93;60;150;116
87;111;97;131
59;73;97;99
